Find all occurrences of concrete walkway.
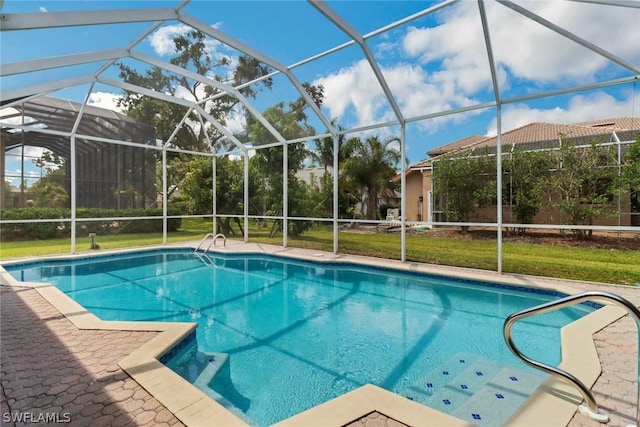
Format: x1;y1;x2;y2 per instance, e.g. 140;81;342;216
1;244;638;427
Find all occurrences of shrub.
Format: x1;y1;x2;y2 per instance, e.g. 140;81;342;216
0;207;182;241
0;208;69;240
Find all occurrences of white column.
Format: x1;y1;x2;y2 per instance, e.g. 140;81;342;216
244;150;249;243
70;135;77;253
400;124;407;262
283;141;288;248
162;146;167;244
333;135;339;254
212;152;217;235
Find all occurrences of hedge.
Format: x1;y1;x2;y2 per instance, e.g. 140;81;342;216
0;207;182;241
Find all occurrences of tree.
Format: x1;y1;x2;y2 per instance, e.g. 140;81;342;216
29;154;69;208
118;30;273;206
432;148;496;232
118;30;272;151
309;120;358;218
113;185;141;209
504;147;551;234
617;134;640;226
30;179;68;208
549;139;618;239
249;90;320;236
343;135;401;220
618;135;640;191
33;150;65;177
310;120;356;173
179;155;260;235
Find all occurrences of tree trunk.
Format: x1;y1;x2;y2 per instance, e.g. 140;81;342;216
216;217;236;236
234;217;244;237
367;186;378;220
269;219;281;238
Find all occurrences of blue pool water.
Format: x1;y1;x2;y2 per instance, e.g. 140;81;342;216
5;249;597;426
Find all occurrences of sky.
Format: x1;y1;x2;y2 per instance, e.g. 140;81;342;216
1;0;639;178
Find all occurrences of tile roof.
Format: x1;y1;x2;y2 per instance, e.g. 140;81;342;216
400;117;640;179
572;117;640;129
426;134;486;158
428;117;640;159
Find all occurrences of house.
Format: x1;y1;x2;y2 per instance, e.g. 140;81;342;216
396;117;640;227
296;166;328;190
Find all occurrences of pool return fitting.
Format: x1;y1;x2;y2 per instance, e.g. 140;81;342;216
504;290;640;426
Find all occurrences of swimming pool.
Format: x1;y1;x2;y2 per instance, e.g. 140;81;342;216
5;249;598;426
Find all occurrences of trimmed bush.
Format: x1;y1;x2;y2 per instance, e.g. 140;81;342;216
0;207;182;241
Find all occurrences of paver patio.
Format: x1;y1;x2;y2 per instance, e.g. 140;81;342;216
0;285;185;427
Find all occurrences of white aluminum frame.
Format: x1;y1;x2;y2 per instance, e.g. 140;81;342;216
0;0;638;272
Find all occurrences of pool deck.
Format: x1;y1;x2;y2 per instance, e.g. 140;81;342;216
1;240;638;427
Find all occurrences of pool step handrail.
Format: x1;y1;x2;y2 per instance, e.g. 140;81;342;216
195;233;215;252
206;234;226;250
504;290;640;426
195;233;226;253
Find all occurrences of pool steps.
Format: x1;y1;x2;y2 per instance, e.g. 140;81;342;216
403;354;544;426
191;352;255;425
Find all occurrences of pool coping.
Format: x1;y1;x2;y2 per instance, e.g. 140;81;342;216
0;242;629;427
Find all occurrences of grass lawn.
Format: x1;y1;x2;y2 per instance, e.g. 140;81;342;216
0;218;213;259
1;218;638;285
245;224;639;285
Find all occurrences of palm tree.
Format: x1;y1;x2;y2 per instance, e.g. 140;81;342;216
311;120;356;174
344;135;401;219
309;121;361;218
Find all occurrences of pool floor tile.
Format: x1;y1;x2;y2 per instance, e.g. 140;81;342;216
451;368;544;426
402;354;546;426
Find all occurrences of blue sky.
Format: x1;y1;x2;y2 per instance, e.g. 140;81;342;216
1;0;639;172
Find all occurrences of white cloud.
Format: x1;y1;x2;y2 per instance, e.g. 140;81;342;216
228;148;255;160
313;1;638;144
224;110;246;135
486;1;608;82
148;22;231;65
148;24;193;56
314;60;383;127
313;58;483;134
5;146;46;158
385;63;480;120
87;92;123;112
174;85;197;103
39;6;47;13
402;3;495;94
485;91;637;136
401;1;639;88
522;1;640;68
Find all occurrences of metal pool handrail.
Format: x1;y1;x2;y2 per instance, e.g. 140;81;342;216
504;290;640;425
194;233;226;252
195;233;215;252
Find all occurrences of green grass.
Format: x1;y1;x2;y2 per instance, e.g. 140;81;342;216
1;218;638;285
0;218;213;259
